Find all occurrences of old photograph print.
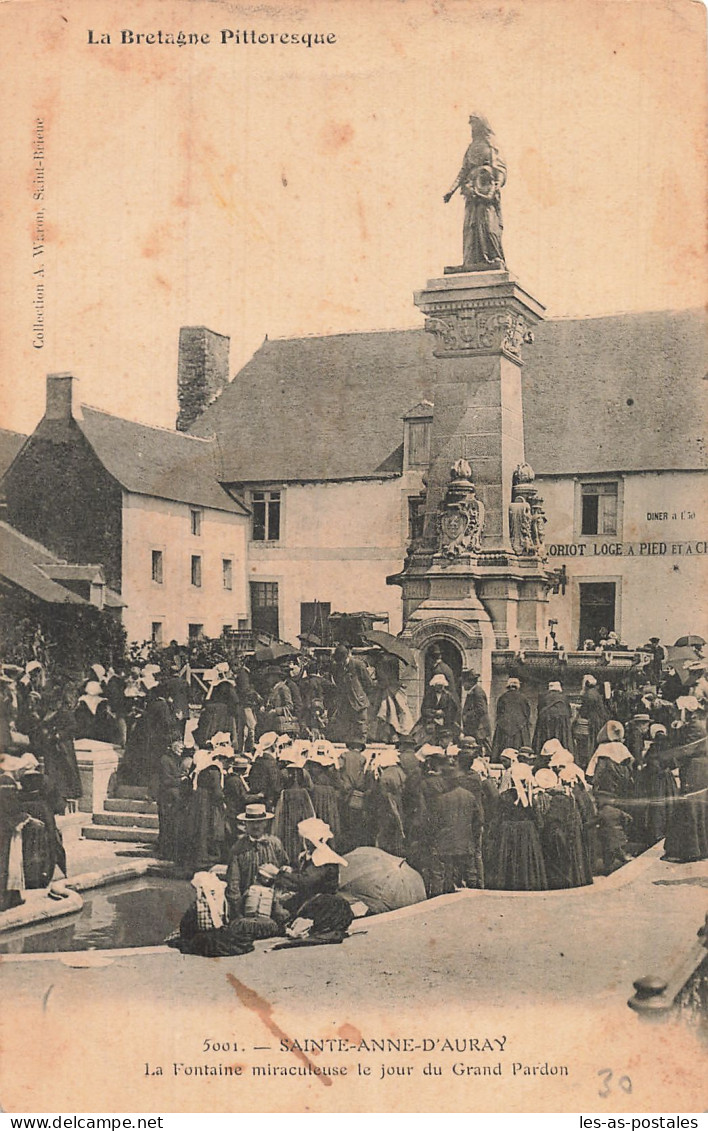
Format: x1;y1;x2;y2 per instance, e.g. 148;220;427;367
0;0;706;1114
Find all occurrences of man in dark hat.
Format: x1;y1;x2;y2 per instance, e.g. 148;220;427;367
330;644;373;746
461;670;491;755
428;763;485;895
429;646;456;694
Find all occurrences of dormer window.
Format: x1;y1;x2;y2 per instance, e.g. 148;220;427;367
403;401;433;470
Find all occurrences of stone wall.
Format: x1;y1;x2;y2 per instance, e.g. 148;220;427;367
176;326;230;432
3;417;123;591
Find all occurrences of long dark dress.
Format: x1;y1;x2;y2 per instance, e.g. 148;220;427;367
194;701;232;749
536;791;592;889
635;738;678;848
144;695;179;800
207;680;240;742
274;783;316;865
247;752;282;811
156;754;184;861
338;747;370;852
664;719;708;862
574;688;609;770
0;785;25;910
19;775;66;879
371;765;407;857
492;688;531;757
488;792;548;891
533;690;574;754
184;764;226;872
120;708;149;786
307;764;341;844
40;709;82;813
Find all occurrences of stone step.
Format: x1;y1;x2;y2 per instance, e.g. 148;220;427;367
82;825;159;844
104;798;157;814
113;785;150;801
93;811;159;829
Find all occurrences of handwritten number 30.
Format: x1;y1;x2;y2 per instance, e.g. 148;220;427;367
598;1068;633;1098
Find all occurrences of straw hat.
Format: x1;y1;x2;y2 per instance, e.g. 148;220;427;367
237;802;275;822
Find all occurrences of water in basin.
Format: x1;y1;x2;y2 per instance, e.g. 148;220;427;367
0;877;193;955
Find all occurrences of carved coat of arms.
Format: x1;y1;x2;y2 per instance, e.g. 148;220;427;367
437;461;485;557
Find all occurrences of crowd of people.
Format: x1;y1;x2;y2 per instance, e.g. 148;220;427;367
1;637;706;946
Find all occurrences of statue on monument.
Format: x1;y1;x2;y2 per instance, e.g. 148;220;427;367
444;114;506;271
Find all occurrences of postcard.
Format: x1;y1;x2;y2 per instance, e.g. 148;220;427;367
0;0;706;1115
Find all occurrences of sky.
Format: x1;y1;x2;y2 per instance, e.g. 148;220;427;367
1;0;706;434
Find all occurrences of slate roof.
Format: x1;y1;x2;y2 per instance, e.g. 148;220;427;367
0;429;27;479
189;309;706;480
0;522;88;605
77;406;248;514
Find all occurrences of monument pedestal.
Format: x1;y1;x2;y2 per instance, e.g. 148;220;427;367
390;267;557;707
75;739;121;814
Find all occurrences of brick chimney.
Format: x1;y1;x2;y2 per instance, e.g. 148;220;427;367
177;327;230;432
45;372;75;420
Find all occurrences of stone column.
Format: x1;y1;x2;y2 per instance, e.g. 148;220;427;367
413;270;545;551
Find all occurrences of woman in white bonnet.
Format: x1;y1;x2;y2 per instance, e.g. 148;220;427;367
488;762;548;891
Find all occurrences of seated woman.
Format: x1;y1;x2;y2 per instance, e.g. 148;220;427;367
275;817;347;916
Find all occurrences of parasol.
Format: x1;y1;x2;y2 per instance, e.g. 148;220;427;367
253;642;301;663
363;630;417;668
673;635;706;648
339;846;426;915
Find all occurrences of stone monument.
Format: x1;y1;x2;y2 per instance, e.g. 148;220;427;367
389;116;557;704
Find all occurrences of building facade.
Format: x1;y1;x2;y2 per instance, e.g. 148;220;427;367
1;375;249;645
187;308;706;654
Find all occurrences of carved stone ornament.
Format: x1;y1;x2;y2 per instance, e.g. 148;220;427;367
509;463;548;559
424;303;534;359
509;496;534;555
437;463;485;558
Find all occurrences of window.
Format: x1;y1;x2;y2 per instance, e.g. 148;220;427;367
190;555;202;587
300;600;331;641
408;495;426;541
407;420;431;468
151;621;163;645
190;509;202;536
250;581;279;638
252;490;281;541
222;558;233;590
151;550;163;584
578;583;616;648
580;482;618;536
188;623;204;641
222;625;233;635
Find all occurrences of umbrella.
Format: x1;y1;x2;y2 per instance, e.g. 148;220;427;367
673;635;706;648
339;846;426;915
363;630;417;669
253;642;301;663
